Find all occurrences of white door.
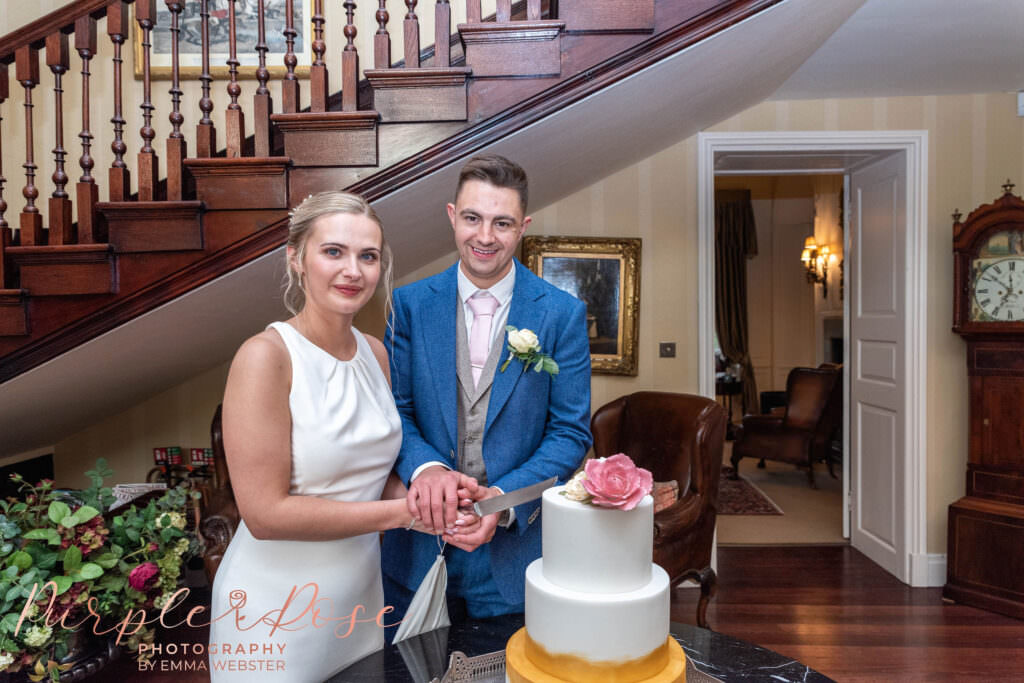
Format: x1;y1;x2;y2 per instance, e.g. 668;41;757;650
848;152;907;581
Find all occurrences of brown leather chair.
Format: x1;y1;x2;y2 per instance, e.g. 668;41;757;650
591;392;727;628
197;404;240;584
730;365;841;488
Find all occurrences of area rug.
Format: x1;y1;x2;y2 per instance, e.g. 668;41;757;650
718;466;783;515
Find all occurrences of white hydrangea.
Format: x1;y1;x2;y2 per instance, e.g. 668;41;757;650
22;624;52;648
175;538;190;555
158;512;187;530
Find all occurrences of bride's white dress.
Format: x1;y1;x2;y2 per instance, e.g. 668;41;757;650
209;322;402;682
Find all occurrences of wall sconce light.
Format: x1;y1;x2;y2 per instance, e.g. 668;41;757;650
800;237;834;299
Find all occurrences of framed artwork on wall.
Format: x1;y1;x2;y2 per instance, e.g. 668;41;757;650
522;236;641;376
134;0;313;79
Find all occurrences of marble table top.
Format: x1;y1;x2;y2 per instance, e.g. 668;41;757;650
333;615;834;682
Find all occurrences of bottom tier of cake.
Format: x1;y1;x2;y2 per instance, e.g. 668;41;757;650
505;629;687;683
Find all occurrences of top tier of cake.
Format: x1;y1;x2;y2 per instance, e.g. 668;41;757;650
540;485;653;594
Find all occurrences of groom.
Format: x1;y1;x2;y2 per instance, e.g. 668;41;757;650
382;154;592;628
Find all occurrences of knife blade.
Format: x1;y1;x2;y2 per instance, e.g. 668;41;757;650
473;476;557;517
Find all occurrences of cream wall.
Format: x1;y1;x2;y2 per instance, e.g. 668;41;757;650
51;360;230;489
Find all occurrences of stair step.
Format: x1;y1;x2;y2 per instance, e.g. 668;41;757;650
185;157;291;210
7;244;117;296
458;20;565;78
271;111;379;167
365;67;472;123
96;201;204;253
0;289;28;336
559;0;655;33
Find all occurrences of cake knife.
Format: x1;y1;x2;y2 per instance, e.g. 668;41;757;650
472;476;557;517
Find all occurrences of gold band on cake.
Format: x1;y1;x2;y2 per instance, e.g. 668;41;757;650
506;628;687;683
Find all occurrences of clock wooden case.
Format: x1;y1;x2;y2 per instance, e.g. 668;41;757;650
944;182;1024;620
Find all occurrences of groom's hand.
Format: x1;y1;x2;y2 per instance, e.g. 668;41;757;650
408;467;476;532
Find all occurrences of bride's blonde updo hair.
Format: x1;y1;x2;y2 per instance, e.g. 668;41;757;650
283;191;394;316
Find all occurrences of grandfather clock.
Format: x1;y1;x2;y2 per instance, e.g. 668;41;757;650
944;181;1024;619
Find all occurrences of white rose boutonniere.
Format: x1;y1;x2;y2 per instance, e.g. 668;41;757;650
500;326;559;376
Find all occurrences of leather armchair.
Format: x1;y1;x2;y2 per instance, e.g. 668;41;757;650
730;366;841;488
591;392;727;628
197;404;240;584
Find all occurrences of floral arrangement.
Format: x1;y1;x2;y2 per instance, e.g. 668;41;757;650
0;460;200;681
562;454;653;511
500;326;559;376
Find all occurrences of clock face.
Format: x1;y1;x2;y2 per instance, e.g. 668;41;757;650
971;257;1024;322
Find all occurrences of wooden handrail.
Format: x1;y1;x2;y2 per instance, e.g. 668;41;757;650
0;0;125;65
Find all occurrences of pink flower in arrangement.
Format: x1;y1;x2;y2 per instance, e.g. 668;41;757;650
582;453;653;511
128;562;160;591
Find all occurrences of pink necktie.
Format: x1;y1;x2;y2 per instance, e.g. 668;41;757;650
468;292;499;387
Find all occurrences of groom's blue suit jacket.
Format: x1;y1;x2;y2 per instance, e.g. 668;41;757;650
382;259;592;605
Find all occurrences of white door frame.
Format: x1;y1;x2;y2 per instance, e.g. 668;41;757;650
697;130;933;587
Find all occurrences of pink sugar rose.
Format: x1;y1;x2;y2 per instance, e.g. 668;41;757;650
582;454;653;511
128;561;160;591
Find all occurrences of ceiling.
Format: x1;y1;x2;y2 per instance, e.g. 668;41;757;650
772;0;1024;99
3;0;1022;458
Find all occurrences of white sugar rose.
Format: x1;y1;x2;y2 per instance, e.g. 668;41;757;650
563;471;591;502
0;651;14;669
508;328;540;354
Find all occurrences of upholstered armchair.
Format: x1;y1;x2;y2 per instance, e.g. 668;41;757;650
197;404;240;584
730;365;841;488
591;392;727;628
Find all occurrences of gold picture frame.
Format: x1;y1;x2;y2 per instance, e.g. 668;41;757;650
523;236;641;376
134;0;312;80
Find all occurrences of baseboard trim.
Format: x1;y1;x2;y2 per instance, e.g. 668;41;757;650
910;552;946;587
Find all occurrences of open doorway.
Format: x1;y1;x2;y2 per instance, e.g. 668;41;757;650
698;131;932;586
713;174;846;545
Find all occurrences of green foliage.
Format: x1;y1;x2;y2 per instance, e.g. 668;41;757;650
0;462;200;677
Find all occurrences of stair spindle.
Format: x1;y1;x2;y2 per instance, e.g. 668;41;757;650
527;0;541;21
46;32;74;244
435;0;451;67
196;0;216;156
107;1;131;201
467;0;482;23
342;1;358;112
15;46;43;247
0;65;9;278
282;0;300;113
225;0;245;157
165;0;187;200
497;0;512;23
254;0;273;156
404;1;420;68
136;0;160;201
374;0;390;69
310;0;328;112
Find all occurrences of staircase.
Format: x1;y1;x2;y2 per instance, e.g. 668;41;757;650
0;0;868;456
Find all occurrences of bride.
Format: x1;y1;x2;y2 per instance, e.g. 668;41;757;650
208;192;480;681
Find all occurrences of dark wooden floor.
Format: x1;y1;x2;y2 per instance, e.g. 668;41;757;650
104;545;1024;682
672;545;1024;681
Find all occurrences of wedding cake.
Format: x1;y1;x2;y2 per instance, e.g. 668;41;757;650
505;456;687;683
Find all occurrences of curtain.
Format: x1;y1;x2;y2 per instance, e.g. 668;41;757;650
714;189;759;415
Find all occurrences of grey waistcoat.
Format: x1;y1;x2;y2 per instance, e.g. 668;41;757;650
455;300;506;486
